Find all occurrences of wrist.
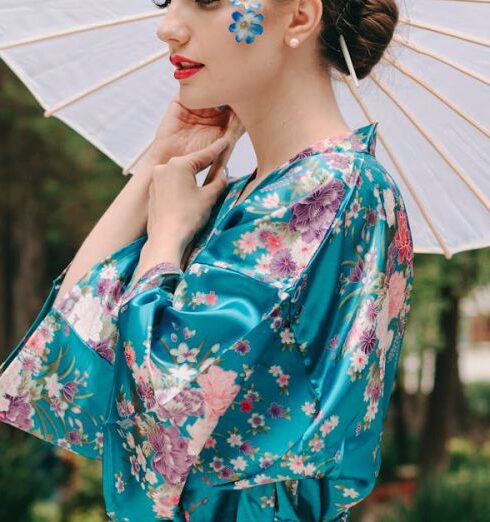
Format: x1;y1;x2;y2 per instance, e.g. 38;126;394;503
148;224;193;252
123;241;184;301
146;146;173;167
133;149;173;182
141;237;186;269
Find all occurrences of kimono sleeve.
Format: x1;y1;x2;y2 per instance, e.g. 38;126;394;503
101;264;319;521
285;166;414;519
0;234;178;460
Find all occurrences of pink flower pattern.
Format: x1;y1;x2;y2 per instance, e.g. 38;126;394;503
0;121;413;522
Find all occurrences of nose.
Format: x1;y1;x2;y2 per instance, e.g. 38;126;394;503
156;5;190;49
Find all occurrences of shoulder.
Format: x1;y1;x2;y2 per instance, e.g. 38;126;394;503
283;150;408;236
358;154;411;236
356;155;410;220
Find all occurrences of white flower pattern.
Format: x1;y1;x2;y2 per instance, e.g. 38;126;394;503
0;122;413;522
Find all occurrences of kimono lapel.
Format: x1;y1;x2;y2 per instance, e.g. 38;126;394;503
218;121;379;222
180;122;379;274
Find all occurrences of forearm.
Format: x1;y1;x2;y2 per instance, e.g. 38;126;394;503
53;154;167;307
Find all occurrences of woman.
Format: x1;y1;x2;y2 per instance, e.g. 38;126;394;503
0;0;413;520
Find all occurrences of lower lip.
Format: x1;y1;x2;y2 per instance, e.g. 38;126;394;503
174;65;205;80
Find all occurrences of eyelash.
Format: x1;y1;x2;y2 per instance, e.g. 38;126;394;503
153;0;219;8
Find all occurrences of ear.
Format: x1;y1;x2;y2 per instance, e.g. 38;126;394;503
285;0;324;43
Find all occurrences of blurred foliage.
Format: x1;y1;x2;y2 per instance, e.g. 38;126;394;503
403;250;490;395
0;428;68;521
379;429;419;482
464;380;490;422
379;437;490;522
30;454;105;522
379;467;490;522
0;56;125;521
447;436;490;473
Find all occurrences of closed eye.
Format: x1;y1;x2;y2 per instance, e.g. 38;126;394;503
153;0;220;8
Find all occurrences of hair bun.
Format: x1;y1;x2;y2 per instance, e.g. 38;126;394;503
320;0;399;80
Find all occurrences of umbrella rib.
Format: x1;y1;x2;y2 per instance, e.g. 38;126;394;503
339;75;452;259
122;140;154;177
398;16;490;48
392;34;489;87
43;49;170;117
0;11;165;51
370;72;490;216
382;53;490;140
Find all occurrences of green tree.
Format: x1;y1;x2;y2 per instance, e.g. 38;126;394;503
396;246;490;478
0;60;126;517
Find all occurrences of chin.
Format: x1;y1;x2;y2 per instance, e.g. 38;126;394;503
178;90;223;111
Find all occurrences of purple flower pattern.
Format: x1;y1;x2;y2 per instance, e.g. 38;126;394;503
0;121;414;521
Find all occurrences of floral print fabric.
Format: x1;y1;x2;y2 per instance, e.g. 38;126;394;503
0;121;413;521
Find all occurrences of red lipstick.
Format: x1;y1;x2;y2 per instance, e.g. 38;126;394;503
174;66;204;80
170;54;205;80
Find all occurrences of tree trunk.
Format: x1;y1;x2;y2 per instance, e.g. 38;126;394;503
392;370;410;464
0;206;9;355
453;341;470;435
418;284;459;475
10;160;46;350
0;146;45;364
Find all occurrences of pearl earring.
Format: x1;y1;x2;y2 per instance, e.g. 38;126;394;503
289;38;300;48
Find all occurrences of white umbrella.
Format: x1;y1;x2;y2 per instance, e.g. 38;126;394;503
0;0;489;258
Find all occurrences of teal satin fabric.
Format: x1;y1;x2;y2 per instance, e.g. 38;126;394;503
0;122;413;521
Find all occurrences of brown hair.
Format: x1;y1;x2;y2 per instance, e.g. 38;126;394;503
319;0;399;79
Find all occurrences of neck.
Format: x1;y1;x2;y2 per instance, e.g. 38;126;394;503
230;72;350;183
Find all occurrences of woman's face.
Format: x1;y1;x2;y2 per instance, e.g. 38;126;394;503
157;0;292;110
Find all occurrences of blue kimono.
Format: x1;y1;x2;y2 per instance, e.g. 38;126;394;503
0;122;414;521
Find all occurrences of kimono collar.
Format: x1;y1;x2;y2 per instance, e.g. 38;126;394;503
229;121;379;192
299;120;379;160
251;120;379;180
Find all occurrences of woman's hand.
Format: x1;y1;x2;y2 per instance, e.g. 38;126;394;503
125;136;232;301
146;136;231;252
146;93;245;185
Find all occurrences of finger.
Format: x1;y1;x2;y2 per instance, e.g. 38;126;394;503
203;146;233;186
201;166;228;199
203;113;244;185
202;130;237;186
184;137;230;174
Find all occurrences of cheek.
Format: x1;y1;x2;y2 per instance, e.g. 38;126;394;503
204;7;279;86
205;10;236;59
